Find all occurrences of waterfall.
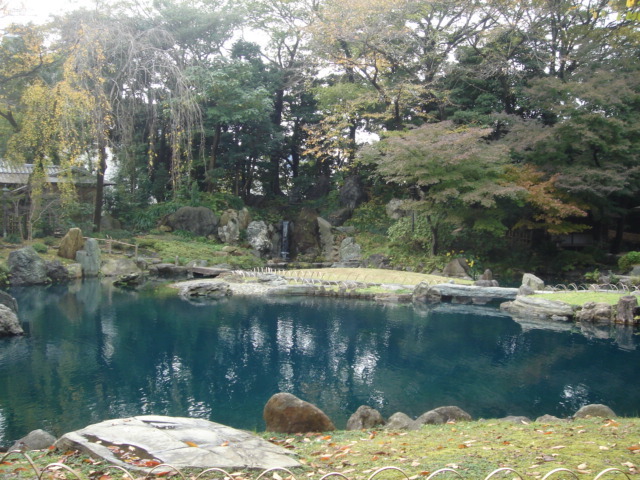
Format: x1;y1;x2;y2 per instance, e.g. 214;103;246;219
281;221;290;261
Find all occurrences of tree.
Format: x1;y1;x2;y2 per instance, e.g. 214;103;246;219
362;121;515;254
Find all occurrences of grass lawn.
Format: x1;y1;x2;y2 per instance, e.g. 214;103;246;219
3;418;639;479
532;291;633;306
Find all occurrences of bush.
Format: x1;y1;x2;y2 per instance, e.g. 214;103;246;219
32;243;48;253
0;263;8;287
618;251;640;272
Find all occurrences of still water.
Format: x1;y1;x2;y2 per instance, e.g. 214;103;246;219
1;279;639;446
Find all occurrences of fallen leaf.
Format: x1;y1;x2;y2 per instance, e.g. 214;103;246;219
321;435;332;441
184;441;198;448
550;445;565;450
622;462;636;468
420;472;431;476
577;463;588;470
629;445;640;452
599;446;609;451
458;444;468;449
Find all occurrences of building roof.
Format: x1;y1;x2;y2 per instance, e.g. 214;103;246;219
0;161;113;186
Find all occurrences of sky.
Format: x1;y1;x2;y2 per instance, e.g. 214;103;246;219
3;0;94;26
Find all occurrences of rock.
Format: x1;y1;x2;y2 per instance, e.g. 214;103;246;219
58;228;85;260
186;260;208;268
113;273;146;288
386;199;408;220
518;285;535;296
317;217;335;262
535;414;566;423
101;258;141;277
238;208;251;231
148;263;189;279
75;238;101;277
100;214;122;231
247;221;273;257
327;207;353;226
384;412;414;430
474;279;499;287
10;429;56;451
479;269;494;281
576;302;613;323
179;281;232;299
0;290;18;314
412;282;442;303
616;296;638;324
292;208;320;258
56;415;300;471
346;406;386;430
417;284;518;303
0;303;23;336
164;206;219;237
339;175;367;210
412;406;472;429
218;209;242;244
363;254;391;269
66;263;83;279
339;237;361;265
498;416;532;424
442;258;472;280
521;273;545;291
573;404;616;419
8;246;49;286
45;260;70;283
263;392;335;433
500;295;575;320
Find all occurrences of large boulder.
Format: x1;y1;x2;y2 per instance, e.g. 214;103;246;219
247;221;273;257
317;217;335;262
8;246;49;286
442;258;472;280
346;406;386;430
411;406;472;429
179;281;232;299
263;392;335;433
521;273;545;291
101;258;142;277
386;199;408;220
0;303;23;336
616;296;638;324
339;175;367;210
292;208;320;258
573;404;616;419
500;295;575;320
45;260;71;283
0;290;18;314
164;206;219;237
75;238;101;278
576;302;614;323
218;209;251;245
10;429;56;451
384;412;414;430
338;237;361;265
58;228;85;260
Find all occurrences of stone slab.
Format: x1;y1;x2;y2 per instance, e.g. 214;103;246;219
55;415;300;471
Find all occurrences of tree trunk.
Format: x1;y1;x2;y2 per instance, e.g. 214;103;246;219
93;141;107;232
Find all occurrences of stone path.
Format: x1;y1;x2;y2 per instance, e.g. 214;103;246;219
55;415;301;472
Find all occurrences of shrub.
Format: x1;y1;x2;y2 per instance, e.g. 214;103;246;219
32;243;48;253
0;263;8;287
618;251;640;272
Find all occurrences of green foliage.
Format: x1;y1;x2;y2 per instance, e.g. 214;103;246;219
201;192;244;212
584;268;601;282
387;216;433;251
5;233;21;244
346;201;391;235
0;262;9;288
619;251;640;272
32;242;47;253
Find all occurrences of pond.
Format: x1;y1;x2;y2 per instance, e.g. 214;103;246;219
1;279;639;446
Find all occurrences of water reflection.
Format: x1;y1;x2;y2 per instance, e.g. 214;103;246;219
0;279;638;447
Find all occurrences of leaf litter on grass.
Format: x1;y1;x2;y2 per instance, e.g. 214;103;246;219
4;418;640;480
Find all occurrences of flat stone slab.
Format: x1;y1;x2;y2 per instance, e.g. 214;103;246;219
55;415;300;471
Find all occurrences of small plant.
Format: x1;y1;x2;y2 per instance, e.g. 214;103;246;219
0;262;9;287
32;242;48;253
584;268;600;283
619;251;640;272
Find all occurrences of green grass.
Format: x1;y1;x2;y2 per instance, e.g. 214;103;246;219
532;292;628;306
3;418;639;479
